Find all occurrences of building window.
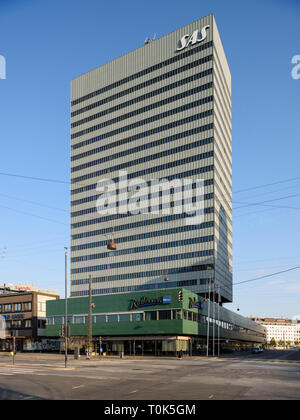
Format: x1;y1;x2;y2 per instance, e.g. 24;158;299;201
132;313;144;322
74;316;84;324
172;309;182;320
4;304;12;312
119;314;131;322
25;319;31;328
94;315;106;323
13;320;22;329
158;310;172;320
37;320;44;328
23;302;32;311
107;314;118;323
54;316;64;325
145;311;157;321
47;317;53;326
14;303;22;312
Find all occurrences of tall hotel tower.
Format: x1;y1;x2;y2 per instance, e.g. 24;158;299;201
70;14;232;303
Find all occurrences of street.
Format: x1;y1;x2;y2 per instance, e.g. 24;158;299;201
0;349;299;400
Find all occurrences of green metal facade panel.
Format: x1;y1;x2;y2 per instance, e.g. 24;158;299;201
46;288;190;316
46;288;266;343
47;319;187;337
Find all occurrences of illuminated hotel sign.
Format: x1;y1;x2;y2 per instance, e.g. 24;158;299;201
188;297;204;309
176;25;210;51
130;295;171;310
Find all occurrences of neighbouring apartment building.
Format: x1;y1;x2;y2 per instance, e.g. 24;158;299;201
0;286;59;351
250;317;300;346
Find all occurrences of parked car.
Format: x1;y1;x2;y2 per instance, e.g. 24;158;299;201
251;347;264;354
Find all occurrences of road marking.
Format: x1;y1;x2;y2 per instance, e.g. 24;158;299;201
130;389;138;393
0;368;47;376
72;385;85;389
208;395;214;399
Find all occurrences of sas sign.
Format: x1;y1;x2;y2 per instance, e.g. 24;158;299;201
177;25;210;52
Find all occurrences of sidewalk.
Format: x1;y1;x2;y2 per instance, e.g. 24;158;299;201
0;352;217;369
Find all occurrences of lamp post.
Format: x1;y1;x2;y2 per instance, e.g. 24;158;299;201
88;274;92;357
212;280;215;357
87;235;117;359
12;330;16;365
217;285;220;358
64;247;68;369
206;279;211;357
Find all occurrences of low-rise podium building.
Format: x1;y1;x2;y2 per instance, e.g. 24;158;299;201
46;288;266;355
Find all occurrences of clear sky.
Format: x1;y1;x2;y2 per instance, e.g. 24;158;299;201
0;0;299;318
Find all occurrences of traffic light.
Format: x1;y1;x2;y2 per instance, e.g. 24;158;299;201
61;325;66;337
178;290;183;302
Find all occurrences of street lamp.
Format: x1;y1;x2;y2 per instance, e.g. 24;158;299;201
107;232;117;251
64;247;68;368
87;235;117;359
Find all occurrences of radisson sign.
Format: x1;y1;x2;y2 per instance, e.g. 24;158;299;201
130;295;172;310
176;25;210;51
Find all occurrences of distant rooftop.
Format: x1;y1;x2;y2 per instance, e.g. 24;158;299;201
249;317;299;324
0;283;59;296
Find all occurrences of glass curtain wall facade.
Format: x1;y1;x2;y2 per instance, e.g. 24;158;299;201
70;14;232;303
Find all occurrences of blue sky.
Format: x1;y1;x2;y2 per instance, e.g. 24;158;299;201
0;0;299;318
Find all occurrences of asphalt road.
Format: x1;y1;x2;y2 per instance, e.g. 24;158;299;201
0;349;299;401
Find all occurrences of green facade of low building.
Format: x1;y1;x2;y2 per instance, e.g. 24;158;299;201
46;288;265;354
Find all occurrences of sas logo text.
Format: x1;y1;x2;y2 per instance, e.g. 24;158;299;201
291;55;300;80
177;25;210;52
0;55;6;79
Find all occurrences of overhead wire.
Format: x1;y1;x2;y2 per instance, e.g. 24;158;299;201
233;266;300;286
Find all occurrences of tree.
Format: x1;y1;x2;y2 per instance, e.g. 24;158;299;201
269;338;276;347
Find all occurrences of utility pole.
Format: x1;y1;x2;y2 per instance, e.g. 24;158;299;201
217;285;220;357
212;280;215;357
12;330;16;365
64;247;68;369
88;274;92;357
206;279;211;357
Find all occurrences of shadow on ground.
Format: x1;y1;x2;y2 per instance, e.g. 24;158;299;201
0;387;45;400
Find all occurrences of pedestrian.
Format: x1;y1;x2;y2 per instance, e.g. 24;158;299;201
86;348;90;359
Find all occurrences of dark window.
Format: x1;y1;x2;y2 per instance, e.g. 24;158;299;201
158;310;172;320
145;311;157;321
119;314;131;322
94;315;106;323
132;313;144;322
172;309;182;320
107;314;118;323
37;320;45;328
54;316;63;325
